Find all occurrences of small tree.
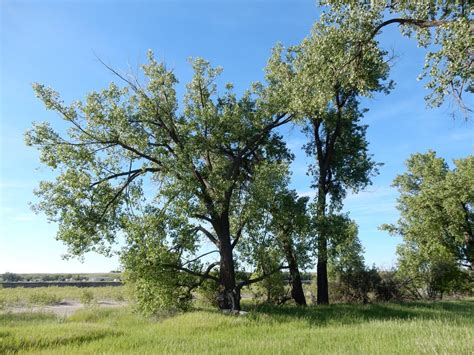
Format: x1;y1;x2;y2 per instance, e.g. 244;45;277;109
382;151;473;298
240;162;312;306
270;191;311;306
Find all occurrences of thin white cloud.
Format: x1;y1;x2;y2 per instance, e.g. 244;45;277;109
0;180;35;189
345;185;397;202
344;186;398;217
447;131;474;142
10;213;39;222
296;190;316;199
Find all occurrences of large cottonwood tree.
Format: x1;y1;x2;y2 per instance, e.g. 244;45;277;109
27;52;293;311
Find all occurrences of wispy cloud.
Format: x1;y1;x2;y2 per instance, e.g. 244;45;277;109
344;185;398;219
447;131;474;142
0;180;35;190
296;190;316;199
10;213;39;222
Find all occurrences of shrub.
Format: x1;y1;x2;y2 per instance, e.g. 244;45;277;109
197;279;220;308
250;269;289;305
374;271;406;302
0;296;6;310
28;291;61;305
80;290;95;305
1;272;22;282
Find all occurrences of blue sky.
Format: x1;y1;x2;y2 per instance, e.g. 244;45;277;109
1;0;472;273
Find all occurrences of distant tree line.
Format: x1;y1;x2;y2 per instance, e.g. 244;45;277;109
0;273;122;282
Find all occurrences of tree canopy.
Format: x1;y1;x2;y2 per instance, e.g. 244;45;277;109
321;0;473;116
26;1;472;312
27;52;295;311
382;151;474;270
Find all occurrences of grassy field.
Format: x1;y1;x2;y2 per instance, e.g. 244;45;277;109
0;286;126;307
0;292;472;354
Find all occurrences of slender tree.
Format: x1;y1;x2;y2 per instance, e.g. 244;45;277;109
238;163;311;306
270;191;311;306
264;15;389;303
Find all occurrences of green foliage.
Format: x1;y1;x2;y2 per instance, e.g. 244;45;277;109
330;266;380;304
382;151;473;298
265;10;391;117
326;214;364;271
122;238;196;313
320;0;473;116
197;278;220;308
373;270;407;302
28;291;62;305
1;272;23;282
249;262;288;305
80;290;95;305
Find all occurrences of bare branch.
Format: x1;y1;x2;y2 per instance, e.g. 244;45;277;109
90;167;159;187
182;250;219;267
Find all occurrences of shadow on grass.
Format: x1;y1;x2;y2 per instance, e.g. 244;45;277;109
0;312;58;325
0;328;122;353
243;299;474;327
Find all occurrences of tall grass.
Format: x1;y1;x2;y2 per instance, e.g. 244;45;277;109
0;286;126;307
1;300;472;354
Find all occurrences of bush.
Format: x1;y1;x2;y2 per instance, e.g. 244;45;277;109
374;271;406;302
28;291;61;305
1;273;22;282
80;290;95;305
329;266;413;303
330;266;380;304
250;270;289;305
197;279;220;307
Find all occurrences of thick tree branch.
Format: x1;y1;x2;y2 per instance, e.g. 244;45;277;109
162;262;219;282
195;225;219;246
371;18;453;39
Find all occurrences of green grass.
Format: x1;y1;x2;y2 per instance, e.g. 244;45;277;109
0;286;126;307
1;300;473;354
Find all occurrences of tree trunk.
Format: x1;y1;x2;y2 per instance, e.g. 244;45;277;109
316;183;329;305
316;253;329;304
215;215;240;311
282;239;306;306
